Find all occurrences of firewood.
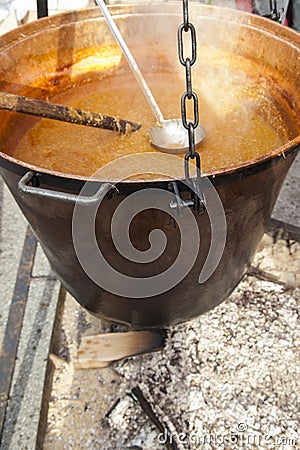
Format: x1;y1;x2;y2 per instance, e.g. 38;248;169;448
74;330;166;369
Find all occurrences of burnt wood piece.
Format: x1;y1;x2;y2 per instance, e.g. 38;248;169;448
267;218;300;242
131;386;180;450
0;92;141;134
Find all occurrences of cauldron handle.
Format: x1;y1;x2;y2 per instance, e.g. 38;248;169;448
18;171;113;205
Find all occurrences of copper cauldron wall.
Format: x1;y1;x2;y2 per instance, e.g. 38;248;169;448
0;5;299;328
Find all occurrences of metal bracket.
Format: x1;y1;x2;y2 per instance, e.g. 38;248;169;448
252;0;290;23
169;181;205;216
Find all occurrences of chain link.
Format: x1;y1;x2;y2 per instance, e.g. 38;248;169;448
178;0;201;171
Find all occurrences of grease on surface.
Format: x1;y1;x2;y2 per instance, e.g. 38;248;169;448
8;70;292;179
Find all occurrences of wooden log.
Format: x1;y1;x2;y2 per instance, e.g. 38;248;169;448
0;91;141;134
75;330;166;369
267;217;300;243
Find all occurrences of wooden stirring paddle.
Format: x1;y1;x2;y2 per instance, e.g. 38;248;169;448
0;91;141;134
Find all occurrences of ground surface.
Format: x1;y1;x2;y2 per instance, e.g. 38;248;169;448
43;235;299;450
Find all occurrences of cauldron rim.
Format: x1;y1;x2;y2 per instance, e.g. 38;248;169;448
1;139;299;189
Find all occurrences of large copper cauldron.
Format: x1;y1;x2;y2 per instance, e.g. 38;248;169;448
0;4;299;328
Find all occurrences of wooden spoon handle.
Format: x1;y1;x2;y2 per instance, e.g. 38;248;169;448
0;91;141;134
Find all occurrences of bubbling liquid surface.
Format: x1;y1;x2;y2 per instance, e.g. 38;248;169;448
11;71;289;179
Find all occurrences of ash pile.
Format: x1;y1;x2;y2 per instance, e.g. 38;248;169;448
45;235;299;450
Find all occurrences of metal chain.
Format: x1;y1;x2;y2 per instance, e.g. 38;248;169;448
178;0;201;181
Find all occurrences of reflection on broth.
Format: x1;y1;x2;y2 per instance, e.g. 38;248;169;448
8;70;291;180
